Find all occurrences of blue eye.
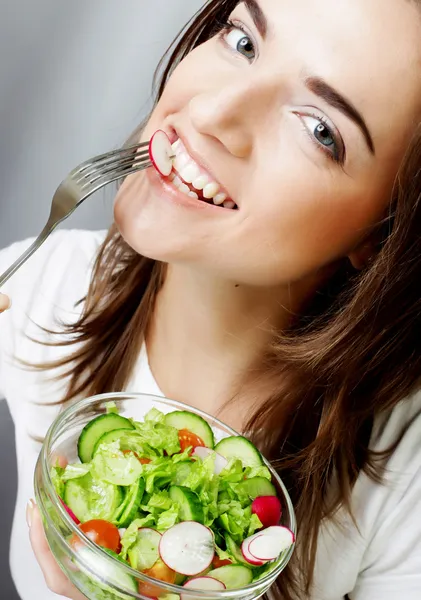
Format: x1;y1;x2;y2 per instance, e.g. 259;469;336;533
299;114;344;163
223;24;256;61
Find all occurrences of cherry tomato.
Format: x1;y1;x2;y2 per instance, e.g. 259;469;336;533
212;556;232;569
71;519;121;553
178;429;205;454
123;449;151;464
138;559;176;598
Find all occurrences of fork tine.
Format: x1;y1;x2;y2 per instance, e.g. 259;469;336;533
80;162;153;196
70;141;149;178
80;155;153;190
75;149;150;184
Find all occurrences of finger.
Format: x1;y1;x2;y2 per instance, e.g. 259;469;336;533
0;293;11;312
28;501;86;600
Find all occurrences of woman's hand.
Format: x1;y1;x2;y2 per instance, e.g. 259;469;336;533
27;500;87;600
0;293;11;312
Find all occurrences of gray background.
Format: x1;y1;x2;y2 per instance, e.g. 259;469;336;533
0;1;201;597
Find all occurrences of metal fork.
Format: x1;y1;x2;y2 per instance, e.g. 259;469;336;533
0;141;152;288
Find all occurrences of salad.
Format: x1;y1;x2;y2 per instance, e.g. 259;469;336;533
51;405;295;597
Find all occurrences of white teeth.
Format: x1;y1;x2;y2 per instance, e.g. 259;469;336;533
192;175;209;190
188;191;199;199
172;175;192;195
223;200;236;209
203;182;220;199
172;139;181;151
213;192;227;205
179;163;201;183
173;152;190;172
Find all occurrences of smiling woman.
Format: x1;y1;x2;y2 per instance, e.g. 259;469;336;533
1;1;421;600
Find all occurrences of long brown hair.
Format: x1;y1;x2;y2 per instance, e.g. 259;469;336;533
39;1;421;597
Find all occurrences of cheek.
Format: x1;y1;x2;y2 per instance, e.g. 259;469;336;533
236;165;386;280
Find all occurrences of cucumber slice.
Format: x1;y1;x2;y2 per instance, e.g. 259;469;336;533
225;534;255;567
64;474;123;523
128;527;161;571
164;411;215;449
115;478;145;527
76;545;137;600
78;414;135;463
207;565;253;589
214;436;263;468
237;476;276;499
169;485;204;524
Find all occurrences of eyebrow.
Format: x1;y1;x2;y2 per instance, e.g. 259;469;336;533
241;1;375;155
242;0;268;38
305;77;375;155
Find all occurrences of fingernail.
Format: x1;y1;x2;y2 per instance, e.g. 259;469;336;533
0;294;11;311
26;499;35;528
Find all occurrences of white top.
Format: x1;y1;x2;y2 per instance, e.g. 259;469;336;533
1;230;420;600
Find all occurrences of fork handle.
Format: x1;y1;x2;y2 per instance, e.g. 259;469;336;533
0;219;55;289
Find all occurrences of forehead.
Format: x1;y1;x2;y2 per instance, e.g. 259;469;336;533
238;0;421;148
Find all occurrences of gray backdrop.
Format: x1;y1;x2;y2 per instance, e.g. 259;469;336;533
0;1;201;597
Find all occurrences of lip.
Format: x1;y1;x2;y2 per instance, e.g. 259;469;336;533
144;125;237;213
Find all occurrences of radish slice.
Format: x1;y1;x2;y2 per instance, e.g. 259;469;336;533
240;537;266;566
159;522;215;576
247;526;295;561
251;496;282;528
149;130;174;177
192;447;228;475
181;576;225;600
59;498;80;525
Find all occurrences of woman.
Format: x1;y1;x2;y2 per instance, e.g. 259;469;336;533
1;0;421;598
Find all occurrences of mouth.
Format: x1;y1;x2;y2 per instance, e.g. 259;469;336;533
164;137;238;210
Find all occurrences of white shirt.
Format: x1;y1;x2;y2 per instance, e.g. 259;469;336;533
1;230;420;600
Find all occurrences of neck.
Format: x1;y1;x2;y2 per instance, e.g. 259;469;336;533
147;264;316;429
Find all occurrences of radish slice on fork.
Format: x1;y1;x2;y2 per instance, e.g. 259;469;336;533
149;130;174;177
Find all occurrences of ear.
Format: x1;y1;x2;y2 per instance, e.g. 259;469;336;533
348;239;377;270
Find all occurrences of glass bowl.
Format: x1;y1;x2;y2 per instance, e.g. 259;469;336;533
35;393;296;600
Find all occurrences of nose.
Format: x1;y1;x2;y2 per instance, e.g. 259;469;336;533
188;77;274;159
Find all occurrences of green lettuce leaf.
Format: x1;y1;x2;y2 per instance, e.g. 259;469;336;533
156;505;179;531
144;407;165;423
51;466;65;497
92;441;143;486
120;515;156;559
147;491;173;511
143;458;177;494
243;465;272;480
132;419;180;456
62;463;91;481
247;513;263;536
219;458;244;484
105;401;119;415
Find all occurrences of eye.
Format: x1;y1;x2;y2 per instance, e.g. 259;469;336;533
299;114;344;163
223;24;256;61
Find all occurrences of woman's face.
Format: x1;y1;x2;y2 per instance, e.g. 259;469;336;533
115;0;421;287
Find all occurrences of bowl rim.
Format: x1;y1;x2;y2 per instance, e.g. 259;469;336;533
38;391;297;599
